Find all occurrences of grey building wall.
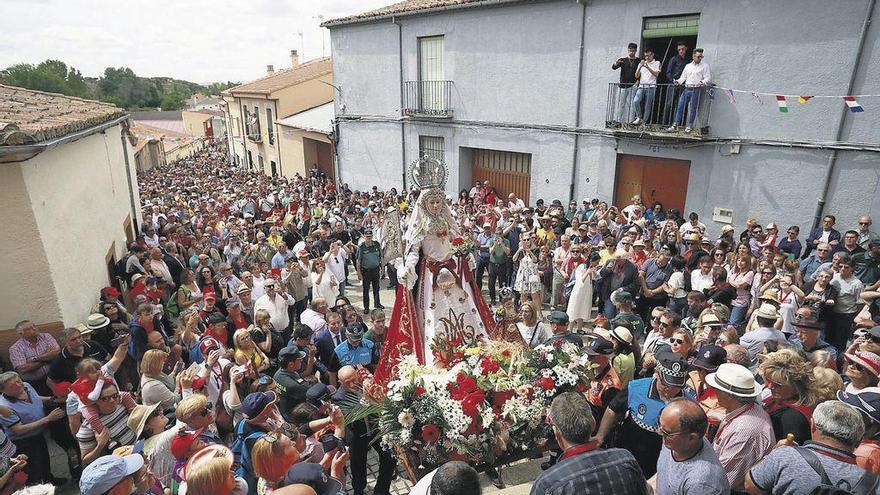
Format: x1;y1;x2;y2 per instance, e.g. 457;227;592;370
329;0;880;237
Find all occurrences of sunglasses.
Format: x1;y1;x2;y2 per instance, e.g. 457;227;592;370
670;338;685;345
848;360;866;373
859;222;870;226
658;428;685;439
762;271;774;275
99;393;120;402
659;322;671;328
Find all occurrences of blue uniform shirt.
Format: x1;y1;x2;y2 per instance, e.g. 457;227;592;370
334;339;376;367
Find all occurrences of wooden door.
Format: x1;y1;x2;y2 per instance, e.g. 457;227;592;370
614;154;690;212
471;148;531;204
315;141;335;182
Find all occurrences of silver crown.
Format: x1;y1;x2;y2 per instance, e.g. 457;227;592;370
408;154;448;190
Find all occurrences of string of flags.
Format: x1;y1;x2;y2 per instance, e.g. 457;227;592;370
717;87;874;113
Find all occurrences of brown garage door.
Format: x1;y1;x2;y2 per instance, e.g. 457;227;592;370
471;148;531;204
614;154;690;212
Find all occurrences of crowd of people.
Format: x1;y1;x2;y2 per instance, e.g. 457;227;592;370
1;141;879;495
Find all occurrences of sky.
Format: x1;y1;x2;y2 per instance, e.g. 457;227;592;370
0;0;392;84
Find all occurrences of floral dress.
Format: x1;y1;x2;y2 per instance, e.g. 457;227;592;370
515;250;543;294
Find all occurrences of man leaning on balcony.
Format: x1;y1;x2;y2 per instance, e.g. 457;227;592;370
631;48;661;125
667;48;711;134
612;42;641;124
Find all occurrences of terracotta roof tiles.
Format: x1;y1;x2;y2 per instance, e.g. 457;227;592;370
323;0;519;27
0;84;127;146
224;57;332;96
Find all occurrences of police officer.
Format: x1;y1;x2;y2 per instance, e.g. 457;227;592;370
543;311;583;348
333;322;379;371
355;228;383;314
609;291;645;340
592;350;696;478
273;346;310;419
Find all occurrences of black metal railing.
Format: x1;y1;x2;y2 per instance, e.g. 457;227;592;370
605;83;712;136
403;80;453;118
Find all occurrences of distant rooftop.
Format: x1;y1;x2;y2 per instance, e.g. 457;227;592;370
0;84;126;146
322;0;521;27
130;111;183;121
224;57;332;96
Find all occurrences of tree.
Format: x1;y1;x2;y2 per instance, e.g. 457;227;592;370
160;92;186;111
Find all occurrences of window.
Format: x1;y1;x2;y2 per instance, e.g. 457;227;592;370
418;36;445;112
266;107;275;145
270;160;278;177
419;135;444;162
253;104;261;136
258;155;264;172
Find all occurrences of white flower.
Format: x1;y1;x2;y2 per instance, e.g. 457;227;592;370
398;409;415;428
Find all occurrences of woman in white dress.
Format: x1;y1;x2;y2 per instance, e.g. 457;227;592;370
567;251;601;332
309;258;339;303
513;234;543;311
516;301;550;347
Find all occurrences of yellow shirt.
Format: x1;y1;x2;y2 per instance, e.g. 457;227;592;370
268;235;285;251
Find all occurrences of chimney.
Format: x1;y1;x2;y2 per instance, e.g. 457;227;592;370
266;64;275;76
290;50;300;68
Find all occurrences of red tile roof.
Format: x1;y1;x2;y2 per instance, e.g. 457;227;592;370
224;57;332;96
0;84;126;145
323;0;519;27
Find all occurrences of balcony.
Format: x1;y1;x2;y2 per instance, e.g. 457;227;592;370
403;80;453;118
605;83;712;139
245;123;262;143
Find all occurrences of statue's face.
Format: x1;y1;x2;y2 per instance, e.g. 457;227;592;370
427;196;443;215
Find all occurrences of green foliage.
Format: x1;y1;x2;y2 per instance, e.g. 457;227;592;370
0;59;238;110
160;92;186;111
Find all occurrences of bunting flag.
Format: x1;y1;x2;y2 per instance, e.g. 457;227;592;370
843;96;864;113
798;96;813;103
775;95;788;113
751;92;763;105
725;89;737;105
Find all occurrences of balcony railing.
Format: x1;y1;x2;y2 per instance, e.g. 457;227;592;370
403;80;453;118
246;123;262;143
605;83;712;137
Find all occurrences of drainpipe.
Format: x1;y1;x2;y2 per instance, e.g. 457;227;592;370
394;15;408;190
120;119;140;235
568;0;588;202
813;0;875;230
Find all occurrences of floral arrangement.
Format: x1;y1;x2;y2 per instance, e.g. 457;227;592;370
449;235;474;258
372;338;593;469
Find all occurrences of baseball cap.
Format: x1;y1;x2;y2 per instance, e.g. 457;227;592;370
282;461;343;495
692;344;727;372
837;387;880;425
279;346;307;361
171;427;205;459
547;311;569;325
586;338;614;356
80;454;144;495
241;391;278;419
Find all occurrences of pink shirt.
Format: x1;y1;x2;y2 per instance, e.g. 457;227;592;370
9;333;60;382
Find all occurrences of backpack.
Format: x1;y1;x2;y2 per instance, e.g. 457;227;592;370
794;446;879;495
230;420;265;478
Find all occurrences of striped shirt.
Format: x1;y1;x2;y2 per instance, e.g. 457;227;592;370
0;428;15;459
9;334;59;382
530;447;648;495
712;402;774;491
76;402;136;453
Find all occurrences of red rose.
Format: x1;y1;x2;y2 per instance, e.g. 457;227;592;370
576;382;588;393
537;377;556;391
492;390;514;408
461;390;486;416
422;424;441;443
413;386;426;397
481;359;500;375
455;373;478;394
464;416;483;436
501;349;512;358
452;237;464;246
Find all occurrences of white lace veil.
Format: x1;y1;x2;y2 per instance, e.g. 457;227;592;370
404;187;460;246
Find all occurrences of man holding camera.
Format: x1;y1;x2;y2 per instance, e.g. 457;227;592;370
274;346;311;418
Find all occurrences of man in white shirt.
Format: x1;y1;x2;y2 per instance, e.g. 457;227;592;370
507;193;525;211
667;48;711;133
253;278;294;333
630;49;661;125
